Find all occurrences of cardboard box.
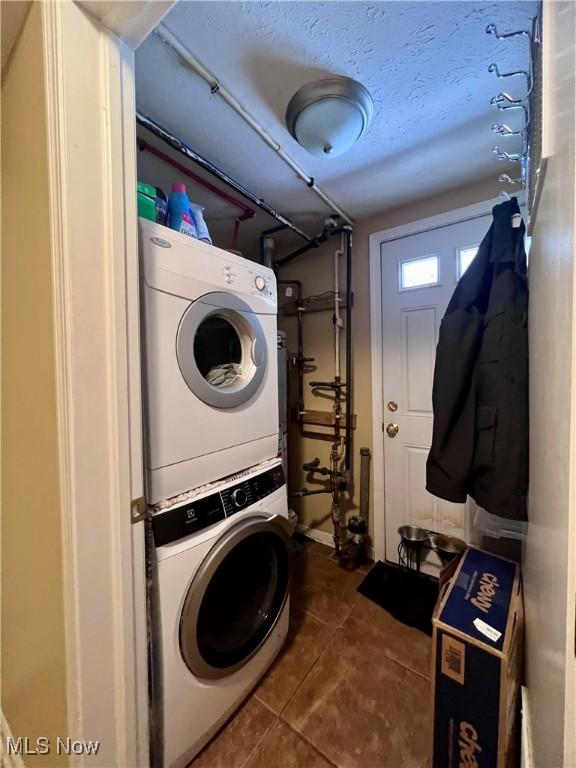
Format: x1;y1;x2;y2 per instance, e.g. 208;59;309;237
432;547;523;768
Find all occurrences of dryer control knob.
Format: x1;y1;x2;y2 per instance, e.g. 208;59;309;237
231;488;248;508
255;276;266;291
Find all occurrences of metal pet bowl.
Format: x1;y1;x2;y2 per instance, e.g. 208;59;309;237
429;533;467;564
398;525;429;550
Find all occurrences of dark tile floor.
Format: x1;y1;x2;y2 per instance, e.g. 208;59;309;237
190;538;432;768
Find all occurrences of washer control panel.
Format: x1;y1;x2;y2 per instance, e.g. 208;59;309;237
220;463;284;516
152;493;225;547
152;463;285;546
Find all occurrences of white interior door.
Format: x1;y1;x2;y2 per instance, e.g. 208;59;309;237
380;214;492;572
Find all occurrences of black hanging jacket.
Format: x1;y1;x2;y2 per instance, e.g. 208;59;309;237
426;198;528;521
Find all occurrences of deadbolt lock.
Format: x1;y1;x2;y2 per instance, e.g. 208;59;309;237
386;423;399;438
387;401;398;412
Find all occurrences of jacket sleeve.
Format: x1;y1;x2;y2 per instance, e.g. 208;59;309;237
426;307;484;503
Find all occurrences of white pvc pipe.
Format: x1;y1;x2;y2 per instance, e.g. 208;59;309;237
155;24;355;226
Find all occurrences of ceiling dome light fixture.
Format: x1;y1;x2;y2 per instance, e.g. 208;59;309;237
285;76;373;159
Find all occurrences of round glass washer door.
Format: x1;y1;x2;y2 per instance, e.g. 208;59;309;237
176;292;268;409
180;515;291;680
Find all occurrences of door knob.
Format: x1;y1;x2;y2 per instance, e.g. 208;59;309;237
386;423;399;438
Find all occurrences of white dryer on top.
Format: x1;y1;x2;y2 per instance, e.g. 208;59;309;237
140;219;279;503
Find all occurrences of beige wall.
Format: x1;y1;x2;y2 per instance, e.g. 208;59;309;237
278;176;496;541
1;4;68;763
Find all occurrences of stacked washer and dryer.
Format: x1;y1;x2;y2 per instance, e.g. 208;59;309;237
139;219;290;768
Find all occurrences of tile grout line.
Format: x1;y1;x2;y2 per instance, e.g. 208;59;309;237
252;603;340;716
336;595;432;679
383;652;432;683
277;609;339;719
333;593;431;680
338;591;362;627
280;716;341;768
239;699;278;768
294;605;338;628
282;721;341;768
277;620;431;768
277;621;345;768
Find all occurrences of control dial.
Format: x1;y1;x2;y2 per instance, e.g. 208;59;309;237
254;276;266;292
231;488;248;508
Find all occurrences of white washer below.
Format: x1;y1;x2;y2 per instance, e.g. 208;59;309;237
149;459;290;768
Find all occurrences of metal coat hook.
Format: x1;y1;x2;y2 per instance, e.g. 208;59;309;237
491;92;517;106
492;123;524;137
486;23;532;44
499;173;521;185
493;105;530;155
488;63;532;100
488;63;531;84
491;89;531;106
493;102;530;127
493;145;522;162
486;14;539;208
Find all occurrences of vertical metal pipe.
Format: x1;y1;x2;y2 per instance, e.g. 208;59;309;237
297;304;305;423
261;236;275;268
344;228;353;472
232;219;241;249
359;447;371;523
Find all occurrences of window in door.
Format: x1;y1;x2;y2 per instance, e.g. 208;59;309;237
457;245;479;278
399;254;439;291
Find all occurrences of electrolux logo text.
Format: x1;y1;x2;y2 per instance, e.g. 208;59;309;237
4;736;100;757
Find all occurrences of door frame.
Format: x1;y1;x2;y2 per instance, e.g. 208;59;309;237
41;2;173;765
368;197;504;563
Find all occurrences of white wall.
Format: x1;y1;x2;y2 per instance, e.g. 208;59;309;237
523;2;576;766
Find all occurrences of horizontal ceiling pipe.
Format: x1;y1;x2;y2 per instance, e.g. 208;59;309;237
138;138;255;221
137;111;313;242
275;225;349;269
155;24;355;227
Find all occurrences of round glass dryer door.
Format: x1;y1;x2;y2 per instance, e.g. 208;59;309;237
180;516;290;680
176;292;268;409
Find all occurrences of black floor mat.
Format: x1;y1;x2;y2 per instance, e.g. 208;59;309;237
357;561;439;636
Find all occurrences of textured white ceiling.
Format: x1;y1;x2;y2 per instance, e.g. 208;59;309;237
135;1;536;232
